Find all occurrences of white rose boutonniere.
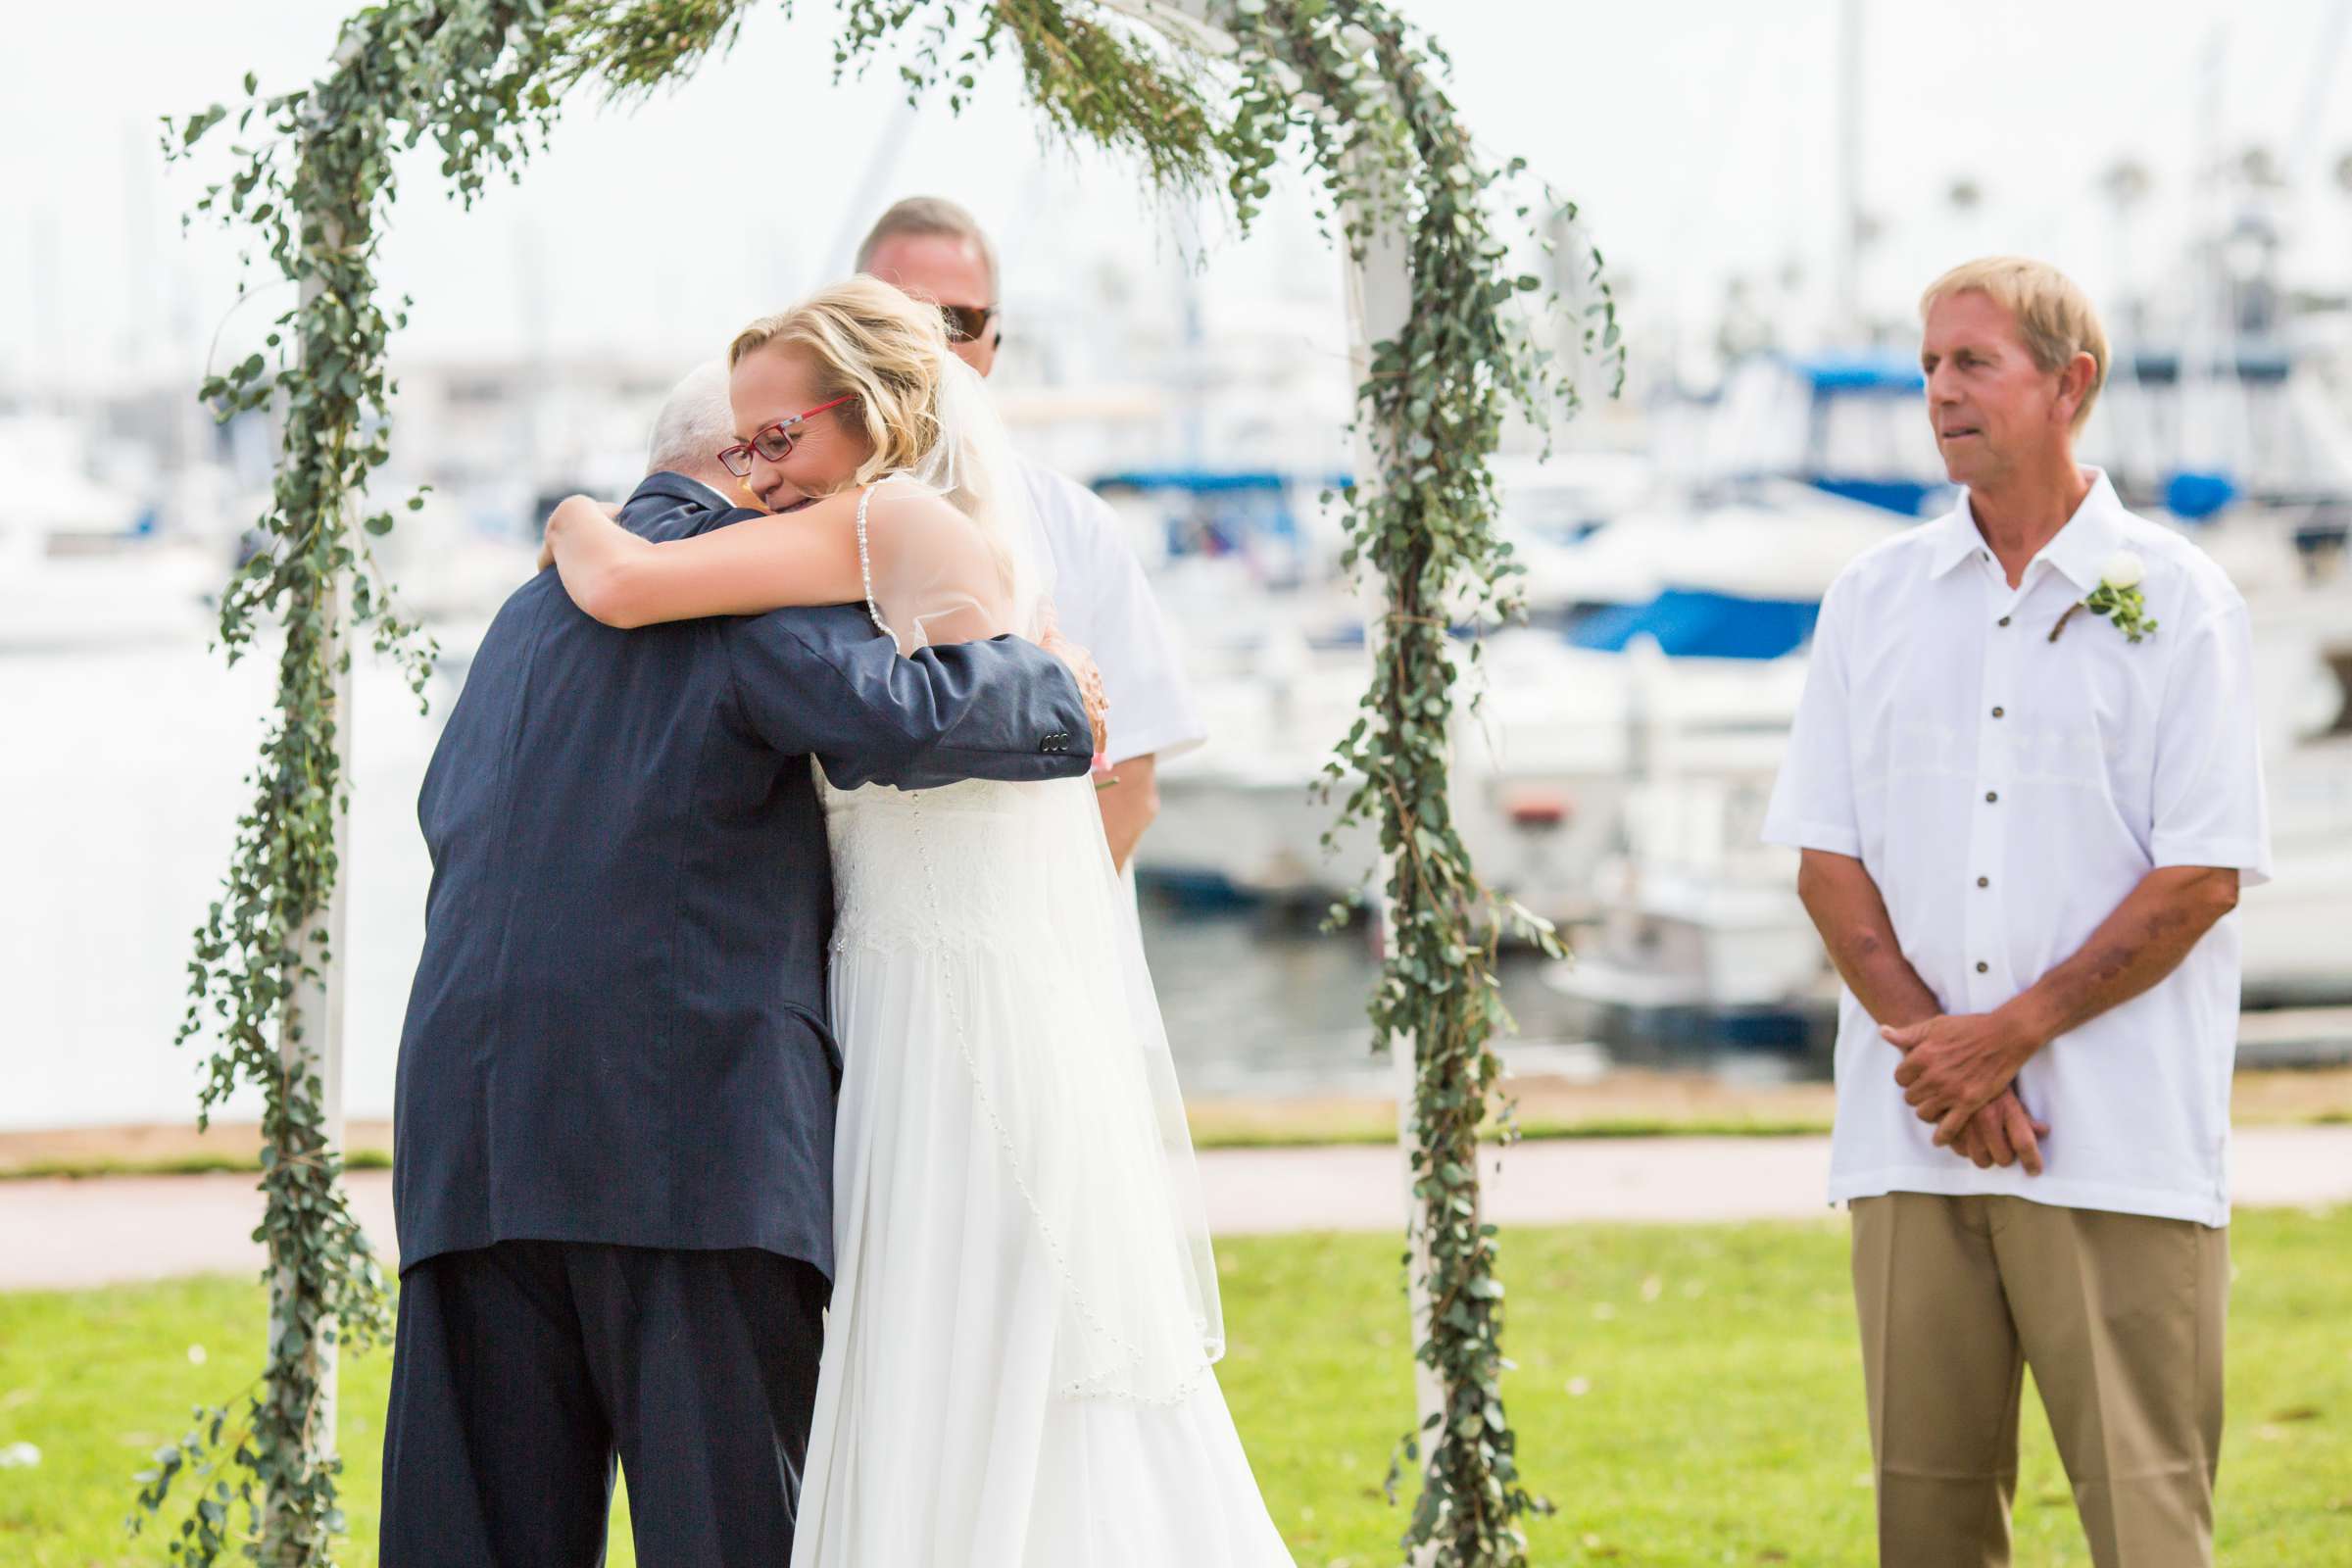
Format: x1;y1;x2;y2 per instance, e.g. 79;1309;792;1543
2049;549;2158;644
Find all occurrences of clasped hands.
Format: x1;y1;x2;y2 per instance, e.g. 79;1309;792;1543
1879;1009;2049;1174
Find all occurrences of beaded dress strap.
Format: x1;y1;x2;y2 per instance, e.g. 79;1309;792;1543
853;482;899;647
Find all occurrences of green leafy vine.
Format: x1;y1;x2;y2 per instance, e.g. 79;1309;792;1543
1214;4;1620;1560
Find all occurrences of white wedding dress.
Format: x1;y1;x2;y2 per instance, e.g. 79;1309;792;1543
788;478;1294;1566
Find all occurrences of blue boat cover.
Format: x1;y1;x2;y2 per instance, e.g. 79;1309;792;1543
1787;351;1926;394
2163;468;2238;521
1569;588;1820;661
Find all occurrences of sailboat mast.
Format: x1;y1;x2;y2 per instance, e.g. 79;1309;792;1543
1836;0;1865;340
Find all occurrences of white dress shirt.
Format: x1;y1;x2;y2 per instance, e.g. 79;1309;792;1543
1019;458;1206;765
1763;468;2271;1225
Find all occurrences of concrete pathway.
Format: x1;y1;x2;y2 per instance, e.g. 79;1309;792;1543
8;1127;2351;1292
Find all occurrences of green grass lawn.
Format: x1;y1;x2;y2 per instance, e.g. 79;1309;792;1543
4;1209;2347;1566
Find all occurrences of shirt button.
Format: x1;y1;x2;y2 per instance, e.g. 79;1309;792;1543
1977;876;1989;888
1984;790;1998;803
1990;706;2004;718
1976;961;1989;973
1998;615;2012;627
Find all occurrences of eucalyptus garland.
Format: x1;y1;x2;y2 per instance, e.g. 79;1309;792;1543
1213;6;1620;1561
151;2;1614;1562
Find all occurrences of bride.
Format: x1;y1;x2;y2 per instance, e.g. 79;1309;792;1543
539;277;1294;1566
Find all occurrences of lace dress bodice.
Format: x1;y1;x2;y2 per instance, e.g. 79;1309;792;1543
817;771;1064;960
819;476;1082;960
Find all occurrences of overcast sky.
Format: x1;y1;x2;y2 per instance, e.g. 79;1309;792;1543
8;1;2352;391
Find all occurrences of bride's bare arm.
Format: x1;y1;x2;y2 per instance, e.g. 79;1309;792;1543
540;490;867;628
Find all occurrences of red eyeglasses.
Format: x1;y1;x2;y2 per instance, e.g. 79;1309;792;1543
716;395;856;478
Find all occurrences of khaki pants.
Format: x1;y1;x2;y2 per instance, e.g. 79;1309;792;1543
1849;1193;2229;1568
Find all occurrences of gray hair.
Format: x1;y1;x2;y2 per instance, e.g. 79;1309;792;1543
646;361;736;481
855;195;1000;297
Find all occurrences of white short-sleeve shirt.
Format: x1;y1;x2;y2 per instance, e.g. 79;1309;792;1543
1019;457;1206;765
1762;468;2271;1225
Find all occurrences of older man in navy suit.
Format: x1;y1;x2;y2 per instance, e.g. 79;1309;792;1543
379;364;1097;1566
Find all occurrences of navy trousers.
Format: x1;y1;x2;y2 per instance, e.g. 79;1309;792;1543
379;1240;828;1567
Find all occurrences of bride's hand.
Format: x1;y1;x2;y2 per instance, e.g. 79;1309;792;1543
536;497;622;573
1039;622;1110;758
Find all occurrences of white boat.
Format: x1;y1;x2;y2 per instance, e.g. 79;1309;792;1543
1138;358;1934;915
0;416;224;652
1143;477;1886;923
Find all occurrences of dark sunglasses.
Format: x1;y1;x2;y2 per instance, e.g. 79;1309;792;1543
939;303;1000;344
715;394;856;478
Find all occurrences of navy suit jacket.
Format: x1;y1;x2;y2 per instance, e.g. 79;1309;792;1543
392;471;1093;1277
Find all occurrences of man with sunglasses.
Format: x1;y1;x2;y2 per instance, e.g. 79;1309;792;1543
857;196;1206;872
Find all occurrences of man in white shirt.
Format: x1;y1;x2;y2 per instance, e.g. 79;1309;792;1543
1763;257;2270;1567
853;196;1207;869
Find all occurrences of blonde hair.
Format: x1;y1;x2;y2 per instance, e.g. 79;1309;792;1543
1919;257;2111;433
728;276;952;488
855;195;999;297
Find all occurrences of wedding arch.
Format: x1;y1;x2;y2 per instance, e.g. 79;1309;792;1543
144;2;1620;1562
